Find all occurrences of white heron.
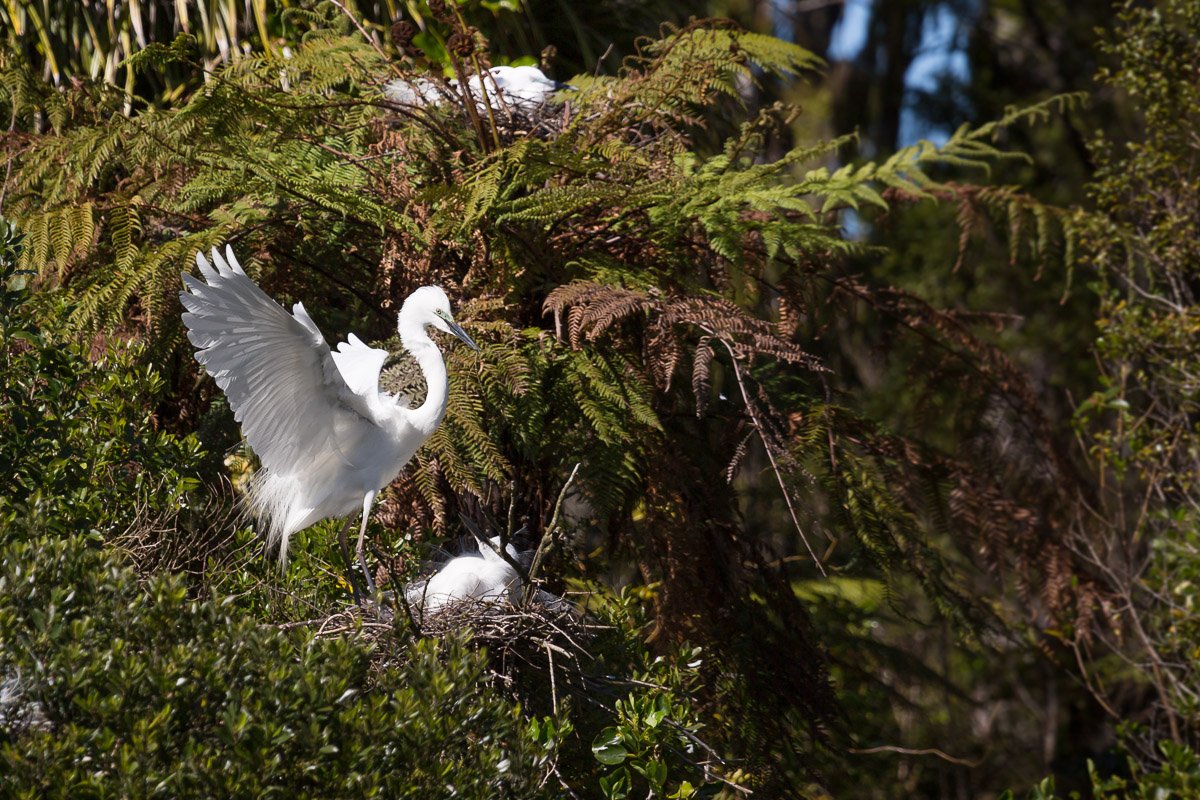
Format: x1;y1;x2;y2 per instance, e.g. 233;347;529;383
385;65;574;112
481;66;575;109
179;246;478;594
405;535;523;615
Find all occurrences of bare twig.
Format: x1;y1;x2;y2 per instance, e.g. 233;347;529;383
545;642;559;713
506;479;517;540
526;463;581;590
272;617;331;631
465;515;528;577
848;745;982;768
707;331;827;576
0;101;18;215
594;43;615;77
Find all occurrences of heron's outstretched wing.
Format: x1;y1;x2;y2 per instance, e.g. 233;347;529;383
331;333;388;398
180;246;378;473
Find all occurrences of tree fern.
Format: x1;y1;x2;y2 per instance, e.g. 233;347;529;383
0;16;1100;787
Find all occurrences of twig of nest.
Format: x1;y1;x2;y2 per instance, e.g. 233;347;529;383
381;75;575;144
112;478;250;581
0;671;50;736
261;459;740;790
412;596;596;712
281;591;600;716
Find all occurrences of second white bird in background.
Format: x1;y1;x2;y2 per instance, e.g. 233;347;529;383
385;65;574;113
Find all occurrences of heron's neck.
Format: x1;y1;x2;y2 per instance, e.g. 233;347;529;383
399;321;449;435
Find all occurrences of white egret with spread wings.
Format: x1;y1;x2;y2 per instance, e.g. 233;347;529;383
180;246;478;595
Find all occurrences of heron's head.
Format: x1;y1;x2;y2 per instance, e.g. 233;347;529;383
476;535;524;567
402;285;479;351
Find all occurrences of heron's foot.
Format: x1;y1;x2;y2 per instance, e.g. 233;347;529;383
336;521;365;605
343;567;366;606
357;549;378;596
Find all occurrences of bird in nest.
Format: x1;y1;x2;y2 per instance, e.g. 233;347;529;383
385;65;575;113
404;535;527;616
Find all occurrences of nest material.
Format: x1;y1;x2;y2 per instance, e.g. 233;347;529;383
0;673;50;736
295;592;599;712
415;597;593;706
382;75;573;144
113;480;250;580
280;593;738;790
485;102;572;143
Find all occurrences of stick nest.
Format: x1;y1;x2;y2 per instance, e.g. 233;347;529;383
301;592;602;710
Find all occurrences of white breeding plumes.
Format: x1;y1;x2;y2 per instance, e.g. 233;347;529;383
384;65;573;113
180;246;478;593
406;536;523;615
0;671;48;734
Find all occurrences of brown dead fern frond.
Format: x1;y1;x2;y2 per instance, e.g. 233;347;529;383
546;281;824;391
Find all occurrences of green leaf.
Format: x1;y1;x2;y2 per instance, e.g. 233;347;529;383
644;695;668;728
599;767;631;800
670;780;696;798
633;759;668;790
592;728;629;765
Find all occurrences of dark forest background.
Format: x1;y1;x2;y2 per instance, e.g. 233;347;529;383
2;1;1198;797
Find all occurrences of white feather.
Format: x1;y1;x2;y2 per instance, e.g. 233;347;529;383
331;333;389;398
405;536;523;615
180;246;476;565
384;66;570;113
383;77;445;106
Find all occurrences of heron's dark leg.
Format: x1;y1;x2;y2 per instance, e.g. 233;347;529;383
356;491;379;596
336;516;363;605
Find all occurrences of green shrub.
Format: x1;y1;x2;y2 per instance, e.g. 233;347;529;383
0;231;203;539
0;532;556;798
1005;741;1200;800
